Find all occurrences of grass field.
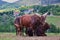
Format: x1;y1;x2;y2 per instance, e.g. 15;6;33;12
0;33;60;40
46;16;60;28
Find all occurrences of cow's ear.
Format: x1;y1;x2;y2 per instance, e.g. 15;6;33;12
42;12;48;19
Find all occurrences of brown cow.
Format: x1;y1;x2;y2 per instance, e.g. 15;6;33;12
34;22;50;36
14;14;41;36
14;12;50;36
26;22;50;36
26;12;50;36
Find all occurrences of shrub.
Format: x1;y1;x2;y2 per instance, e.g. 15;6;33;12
47;23;60;33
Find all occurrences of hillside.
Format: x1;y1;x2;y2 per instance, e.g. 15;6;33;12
0;0;21;10
0;0;60;10
15;0;60;5
47;16;60;28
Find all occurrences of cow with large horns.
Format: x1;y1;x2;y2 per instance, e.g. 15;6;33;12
14;12;50;36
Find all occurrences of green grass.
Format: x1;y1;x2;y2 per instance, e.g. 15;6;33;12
46;33;60;36
0;33;16;40
46;16;60;27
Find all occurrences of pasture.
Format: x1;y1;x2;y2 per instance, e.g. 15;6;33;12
0;33;60;40
0;16;60;40
47;16;60;28
0;1;60;40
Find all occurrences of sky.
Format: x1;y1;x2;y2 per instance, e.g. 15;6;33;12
2;0;19;3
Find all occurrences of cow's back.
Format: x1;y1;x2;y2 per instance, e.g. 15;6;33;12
21;14;32;27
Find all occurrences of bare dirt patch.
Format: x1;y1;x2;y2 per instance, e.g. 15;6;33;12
0;33;60;40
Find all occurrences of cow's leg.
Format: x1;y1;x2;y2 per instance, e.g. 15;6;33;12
22;27;26;36
15;26;22;36
19;28;22;36
26;26;33;36
26;28;33;36
14;24;20;36
15;28;18;36
20;27;24;36
16;27;20;36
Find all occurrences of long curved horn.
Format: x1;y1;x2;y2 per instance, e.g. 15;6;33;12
43;12;48;18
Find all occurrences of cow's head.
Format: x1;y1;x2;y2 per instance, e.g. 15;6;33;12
41;12;48;23
34;12;48;26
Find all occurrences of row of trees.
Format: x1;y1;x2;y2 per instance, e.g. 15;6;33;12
0;5;60;15
19;5;60;15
